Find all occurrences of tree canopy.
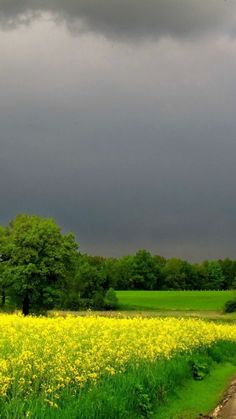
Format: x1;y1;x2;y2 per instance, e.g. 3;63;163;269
0;214;78;314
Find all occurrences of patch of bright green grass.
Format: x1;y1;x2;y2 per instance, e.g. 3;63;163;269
117;290;235;311
155;363;236;419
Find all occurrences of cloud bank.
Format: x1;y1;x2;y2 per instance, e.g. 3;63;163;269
0;0;235;40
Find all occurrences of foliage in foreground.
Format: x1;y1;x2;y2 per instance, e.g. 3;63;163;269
1;315;236;417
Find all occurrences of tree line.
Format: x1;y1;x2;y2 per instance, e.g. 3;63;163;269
0;214;235;314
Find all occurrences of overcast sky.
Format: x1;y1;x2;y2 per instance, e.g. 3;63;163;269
1;0;236;260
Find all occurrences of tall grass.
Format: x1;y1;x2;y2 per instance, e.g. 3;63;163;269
1;341;236;418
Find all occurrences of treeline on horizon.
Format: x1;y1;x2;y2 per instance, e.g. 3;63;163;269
71;250;236;301
0;214;236;314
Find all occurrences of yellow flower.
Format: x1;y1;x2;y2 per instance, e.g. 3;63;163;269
1;312;236;407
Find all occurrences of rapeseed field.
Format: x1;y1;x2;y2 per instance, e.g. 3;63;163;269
1;314;236;417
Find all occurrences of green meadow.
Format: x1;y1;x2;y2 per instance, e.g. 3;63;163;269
117;290;235;311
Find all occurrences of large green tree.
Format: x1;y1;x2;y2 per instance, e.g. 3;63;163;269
0;214;78;314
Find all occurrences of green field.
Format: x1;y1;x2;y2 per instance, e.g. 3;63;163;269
117;290;235;311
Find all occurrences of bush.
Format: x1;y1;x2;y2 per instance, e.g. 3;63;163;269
92;292;105;310
62;294;93;311
104;288;119;310
62;292;81;311
224;299;236;313
190;356;211;380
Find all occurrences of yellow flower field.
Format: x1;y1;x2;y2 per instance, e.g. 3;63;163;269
0;314;236;404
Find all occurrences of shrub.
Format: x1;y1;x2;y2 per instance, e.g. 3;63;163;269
104;288;119;310
92;292;105;310
224;299;236;313
190;356;211;380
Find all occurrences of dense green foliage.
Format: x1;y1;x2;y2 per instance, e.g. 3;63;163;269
0;215;78;314
1;214;236;313
114;252;236;291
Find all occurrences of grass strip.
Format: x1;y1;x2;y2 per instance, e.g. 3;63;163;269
155;362;236;418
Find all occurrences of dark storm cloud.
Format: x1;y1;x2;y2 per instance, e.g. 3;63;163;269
1;64;236;261
1;4;236;260
0;0;235;40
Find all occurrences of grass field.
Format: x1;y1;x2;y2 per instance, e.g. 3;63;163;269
117;290;235;311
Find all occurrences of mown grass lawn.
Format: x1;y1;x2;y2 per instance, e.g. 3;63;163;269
116;290;235;311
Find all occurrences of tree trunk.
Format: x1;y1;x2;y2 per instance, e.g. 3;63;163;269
1;288;5;307
22;294;30;316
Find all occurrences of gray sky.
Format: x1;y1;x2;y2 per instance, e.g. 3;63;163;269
1;0;236;260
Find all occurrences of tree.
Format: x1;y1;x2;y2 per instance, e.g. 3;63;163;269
74;254;105;299
115;256;136;290
218;259;236;289
192;263;208;290
0;225;7;307
0;214;78;315
181;261;200;290
162;258;187;290
116;251;161;290
205;261;225;290
101;258;118;290
132;250;160;290
0;264;6;308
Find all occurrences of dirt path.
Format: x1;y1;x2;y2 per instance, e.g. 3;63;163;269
203;379;236;418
